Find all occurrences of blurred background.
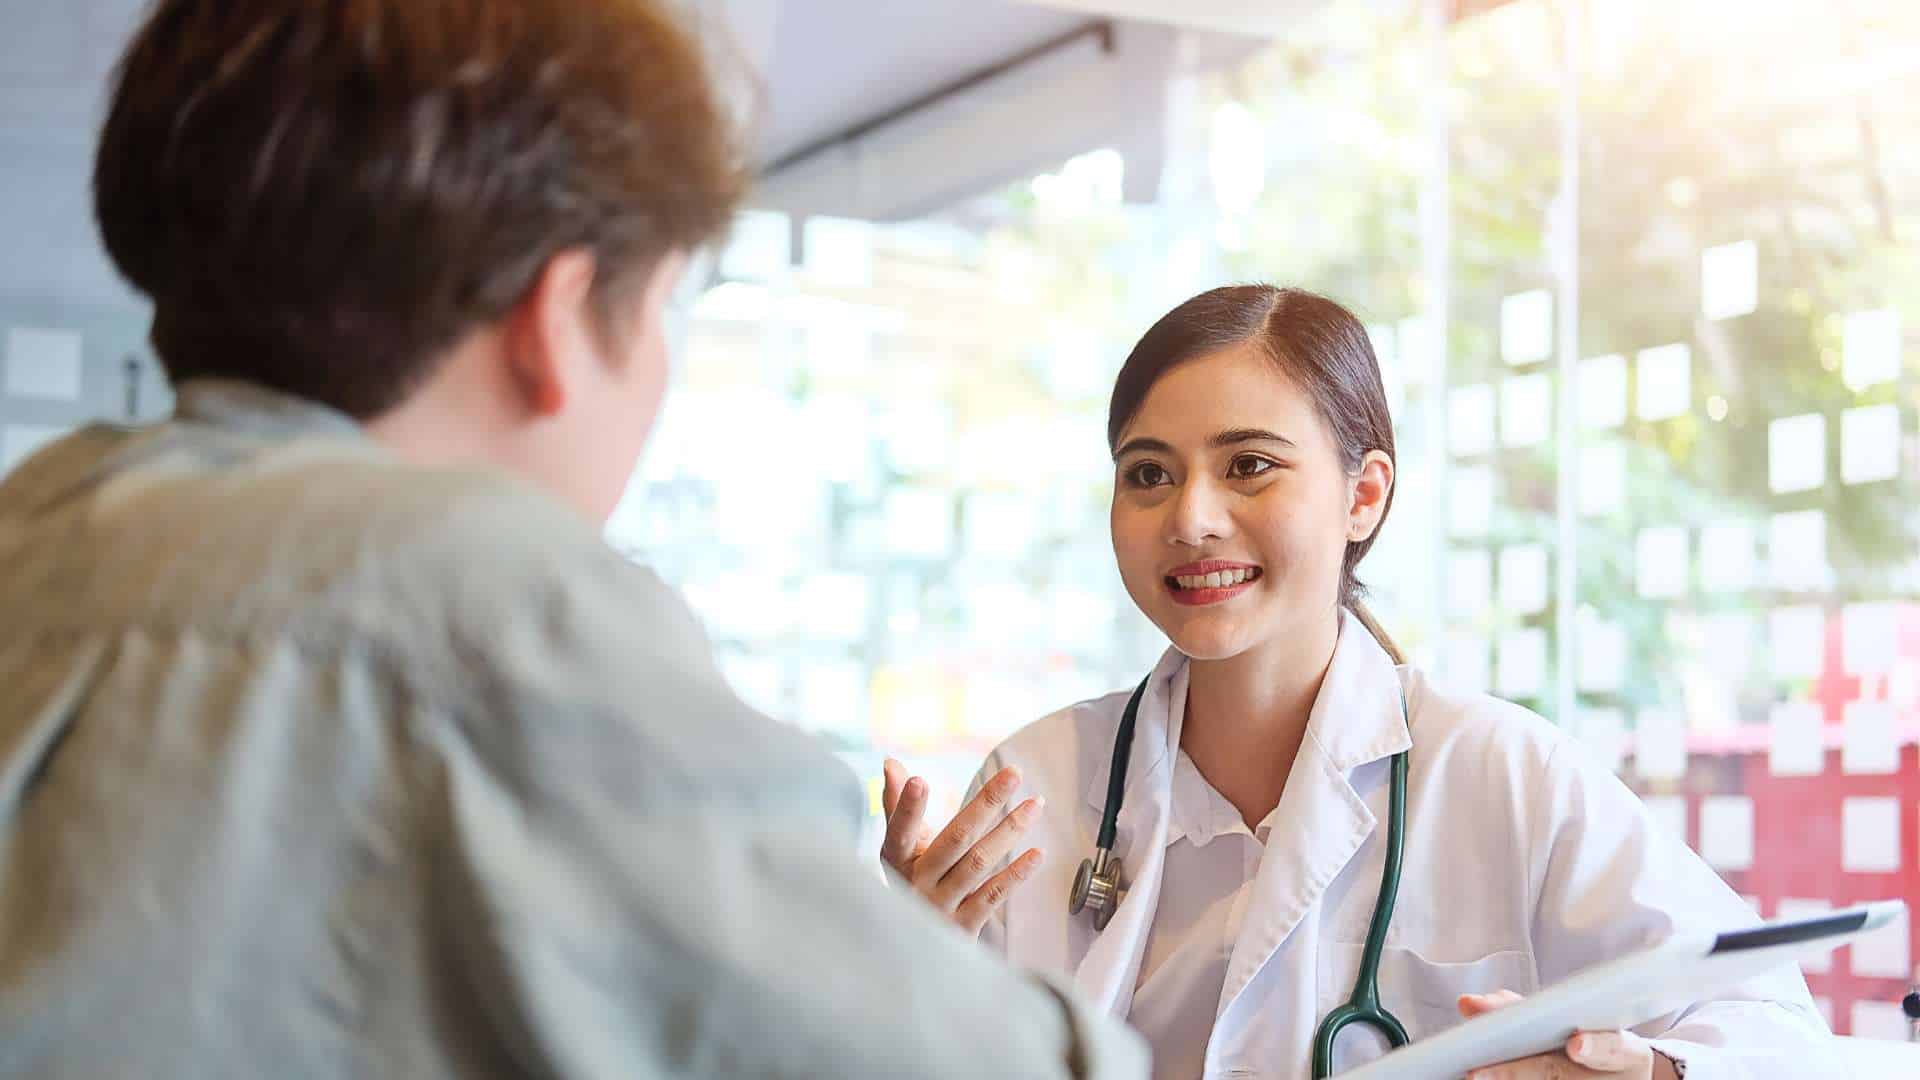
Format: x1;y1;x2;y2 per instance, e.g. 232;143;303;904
2;0;1915;1040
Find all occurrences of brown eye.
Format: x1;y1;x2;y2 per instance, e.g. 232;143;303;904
1229;455;1277;480
1126;462;1170;488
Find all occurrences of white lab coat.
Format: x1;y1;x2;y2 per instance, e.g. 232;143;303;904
968;614;1837;1079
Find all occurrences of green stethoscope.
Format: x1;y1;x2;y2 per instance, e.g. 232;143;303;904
1068;676;1412;1080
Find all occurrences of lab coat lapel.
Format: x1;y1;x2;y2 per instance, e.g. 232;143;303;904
1217;613;1411;1013
1069;648;1189;1019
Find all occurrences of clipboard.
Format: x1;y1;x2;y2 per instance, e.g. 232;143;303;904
1336;900;1907;1079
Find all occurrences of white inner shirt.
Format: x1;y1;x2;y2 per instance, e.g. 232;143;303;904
1130;748;1282;1080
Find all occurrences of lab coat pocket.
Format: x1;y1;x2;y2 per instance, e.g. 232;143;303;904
1317;942;1536;1067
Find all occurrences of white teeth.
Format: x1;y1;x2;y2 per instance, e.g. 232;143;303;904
1172;568;1259;589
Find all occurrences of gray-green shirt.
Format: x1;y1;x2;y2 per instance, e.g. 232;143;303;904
0;379;1145;1079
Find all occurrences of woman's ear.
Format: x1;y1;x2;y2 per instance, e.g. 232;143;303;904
1347;450;1395;542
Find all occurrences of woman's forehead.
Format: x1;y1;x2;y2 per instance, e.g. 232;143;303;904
1123;346;1320;441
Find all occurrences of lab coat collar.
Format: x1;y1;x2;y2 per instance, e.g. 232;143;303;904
1214;609;1412;1012
1304;609;1412;771
1079;645;1189;817
1070;645;1189;1017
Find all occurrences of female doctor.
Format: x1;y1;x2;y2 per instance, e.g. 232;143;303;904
880;286;1834;1080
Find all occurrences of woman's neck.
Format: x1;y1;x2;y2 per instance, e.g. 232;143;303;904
1180;610;1342;830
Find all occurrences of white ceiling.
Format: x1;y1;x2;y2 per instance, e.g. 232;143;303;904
0;0;1330;311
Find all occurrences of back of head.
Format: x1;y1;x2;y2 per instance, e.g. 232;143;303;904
94;0;747;420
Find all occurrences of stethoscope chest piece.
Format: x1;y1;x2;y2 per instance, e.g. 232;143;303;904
1070;848;1126;931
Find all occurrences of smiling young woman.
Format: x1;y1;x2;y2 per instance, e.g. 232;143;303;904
882;285;1833;1080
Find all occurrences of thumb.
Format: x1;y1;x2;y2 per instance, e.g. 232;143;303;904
1457;989;1526;1019
1565;1030;1654;1073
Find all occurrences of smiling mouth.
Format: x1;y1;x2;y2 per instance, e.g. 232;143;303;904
1165;566;1263;592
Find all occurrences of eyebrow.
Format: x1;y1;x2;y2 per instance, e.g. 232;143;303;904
1113;428;1296;460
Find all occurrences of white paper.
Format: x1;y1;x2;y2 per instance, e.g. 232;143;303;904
1579;443;1626;516
1768;413;1827;495
1699;522;1757;593
1699;611;1755;683
1576;615;1628;692
1635;526;1689;599
1697;796;1754;871
1776;899;1834;974
1768;702;1825;776
1767;509;1829;593
1843;309;1901;393
1501;289;1554;366
1634;709;1688;780
1701;240;1758;321
1500;374;1553;448
882;488;953;560
1769;606;1826;680
0;424;70;471
1576;707;1627;772
1850;1001;1912;1043
1437;635;1491;696
1842;602;1898;677
1840;403;1900;485
1498;544;1549;615
1496;628;1548;699
1636;343;1692;421
1579;354;1628;430
1847;894;1912;978
1641;794;1689;841
1842;796;1902;873
1450;384;1496;457
1449;464;1495;536
1445;549;1493;619
1842;700;1900;775
4;327;83;400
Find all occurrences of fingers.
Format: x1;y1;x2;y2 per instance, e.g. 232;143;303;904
1467;1051;1607;1079
953;847;1046;935
882;758;904;819
879;772;929;874
912;765;1024;886
1457;989;1526;1019
1565;1030;1653;1073
925;795;1045;908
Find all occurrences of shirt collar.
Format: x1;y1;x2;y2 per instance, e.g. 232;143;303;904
172;378;368;443
1165;748;1279;848
1156;609;1410;850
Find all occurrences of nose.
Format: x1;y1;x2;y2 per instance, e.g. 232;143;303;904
1166;475;1231;548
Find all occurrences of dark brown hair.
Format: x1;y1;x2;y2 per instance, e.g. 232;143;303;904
94;0;748;419
1107;285;1398;613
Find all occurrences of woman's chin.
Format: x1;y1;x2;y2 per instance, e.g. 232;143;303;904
1160;622;1257;663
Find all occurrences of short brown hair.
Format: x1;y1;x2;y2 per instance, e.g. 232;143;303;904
94;0;747;419
1107;285;1397;610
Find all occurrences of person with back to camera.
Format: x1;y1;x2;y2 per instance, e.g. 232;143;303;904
0;2;1145;1077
